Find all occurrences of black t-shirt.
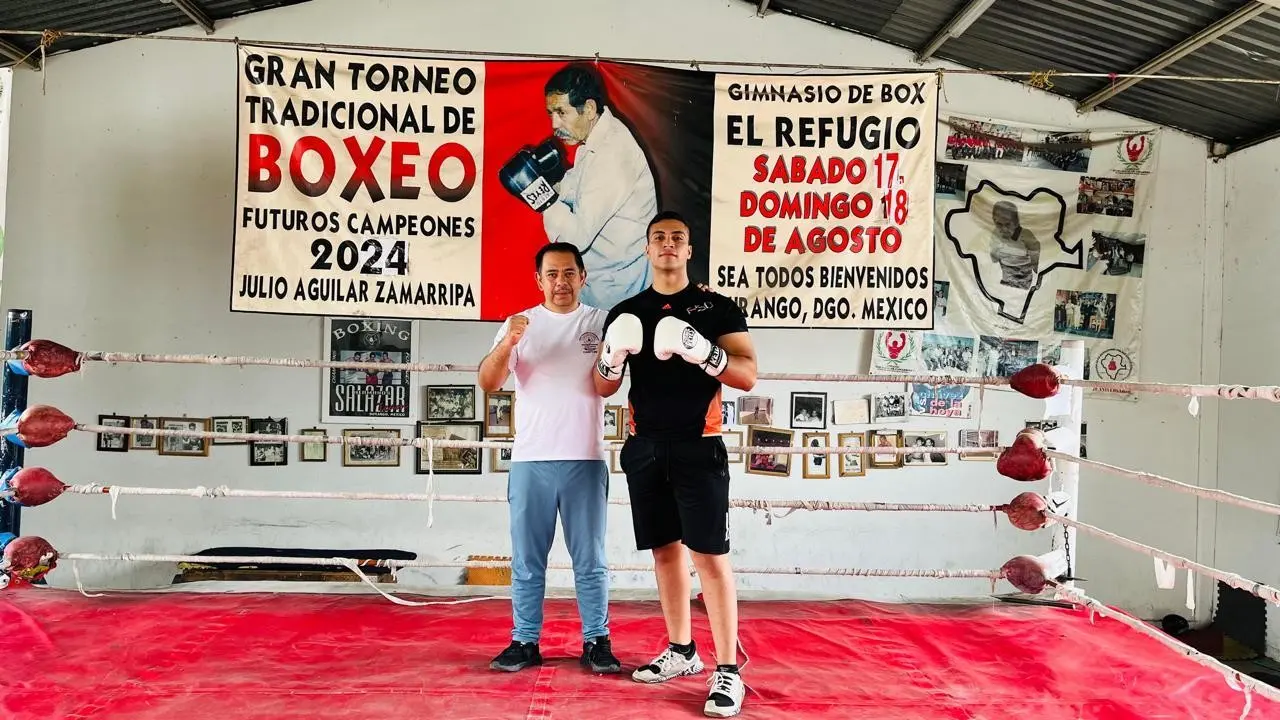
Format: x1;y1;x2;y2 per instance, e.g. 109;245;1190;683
604;284;749;440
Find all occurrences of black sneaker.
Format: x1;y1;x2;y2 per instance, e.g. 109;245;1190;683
581;635;622;674
490;641;542;672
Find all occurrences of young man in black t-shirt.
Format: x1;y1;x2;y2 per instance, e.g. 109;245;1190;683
593;211;757;718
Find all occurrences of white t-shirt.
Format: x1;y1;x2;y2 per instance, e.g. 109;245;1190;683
490;302;608;462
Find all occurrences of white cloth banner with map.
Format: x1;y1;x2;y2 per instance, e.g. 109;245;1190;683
871;113;1156;386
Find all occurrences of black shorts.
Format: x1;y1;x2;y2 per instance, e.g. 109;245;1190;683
619;434;731;555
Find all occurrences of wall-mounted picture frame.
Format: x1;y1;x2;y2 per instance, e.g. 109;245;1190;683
745;425;794;477
603;405;624;440
721;430;743;463
790;392;828;430
721;401;737;426
959;429;1000;461
249;417;288;466
491;445;513;473
300;428;327;462
871;393;907;423
609;450;622;474
837;431;867;477
801;432;830;479
343;428;401;467
158;417;211;457
415;421;483;475
868;429;903;468
320;316;418;426
737;395;774;425
484;390;514;437
212;416;250;445
130;416;158;450
424;385;477;421
96;414;130;452
903;430;949;465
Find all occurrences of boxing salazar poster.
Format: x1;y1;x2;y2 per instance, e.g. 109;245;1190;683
230;44;938;328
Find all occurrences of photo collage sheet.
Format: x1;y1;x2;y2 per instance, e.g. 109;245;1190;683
872;114;1158;397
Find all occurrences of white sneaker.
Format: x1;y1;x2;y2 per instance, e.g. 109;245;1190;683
631;646;705;683
703;669;745;717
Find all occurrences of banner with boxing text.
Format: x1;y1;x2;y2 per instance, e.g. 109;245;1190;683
869;113;1156;383
230;44;939;327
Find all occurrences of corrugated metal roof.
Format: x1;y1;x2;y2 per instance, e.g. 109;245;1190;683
2;0;1279;153
753;0;1280;154
0;0;313;59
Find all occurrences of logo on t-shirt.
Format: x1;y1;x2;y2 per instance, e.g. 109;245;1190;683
579;331;600;355
687;301;714;314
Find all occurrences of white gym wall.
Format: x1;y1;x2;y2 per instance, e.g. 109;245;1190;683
0;0;1227;621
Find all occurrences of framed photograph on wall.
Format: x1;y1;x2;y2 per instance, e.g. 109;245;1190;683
212;416;250;445
96;414;130;452
415;421;483;475
300;428;328;462
837;431;866;477
737;395;774;425
130;416;159;450
721;430;743;463
745;425;794;477
424;385;477;421
249;417;288;466
959;429;1000;461
868;429;903;468
603;405;623;440
321;317;418;425
491;445;513;473
158;417;211;458
790;392;827;429
801;431;830;479
903;430;949;465
484;390;514;437
342;428;401;467
871;393;907;423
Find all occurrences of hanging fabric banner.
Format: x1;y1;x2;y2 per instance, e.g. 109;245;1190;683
871;113;1156;383
230;44;939;326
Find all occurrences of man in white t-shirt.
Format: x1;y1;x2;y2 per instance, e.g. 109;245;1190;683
477;241;619;675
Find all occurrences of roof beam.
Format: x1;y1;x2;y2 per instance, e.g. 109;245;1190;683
1077;1;1271;112
916;0;996;62
164;0;215;35
0;37;39;70
757;0;771;16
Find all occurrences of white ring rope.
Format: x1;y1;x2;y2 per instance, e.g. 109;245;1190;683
58;552;1002;580
1047;450;1280;517
63;483;1001;515
9;345;1280;400
1045;511;1280;606
1054;585;1280;715
73;423;998;457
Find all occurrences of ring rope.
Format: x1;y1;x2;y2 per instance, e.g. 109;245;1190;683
1047;450;1280;517
9;345;1280;400
59;552;1002;580
1046;511;1280;606
71;423;1002;456
64;483;1002;517
1054;585;1280;714
72;422;1004;457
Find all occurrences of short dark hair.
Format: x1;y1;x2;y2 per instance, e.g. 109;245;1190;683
647;210;688;235
535;242;585;273
544;63;609;113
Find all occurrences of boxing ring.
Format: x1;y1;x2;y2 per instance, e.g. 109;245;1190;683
3;338;1280;719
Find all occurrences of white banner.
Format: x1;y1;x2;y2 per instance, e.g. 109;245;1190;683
231;45;484;319
872;114;1156;383
709;73;939;328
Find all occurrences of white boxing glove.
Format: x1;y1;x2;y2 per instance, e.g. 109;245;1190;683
653;316;728;377
597;313;643;381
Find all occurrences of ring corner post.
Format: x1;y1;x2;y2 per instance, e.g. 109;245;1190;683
1054;339;1086;589
0;309;32;537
